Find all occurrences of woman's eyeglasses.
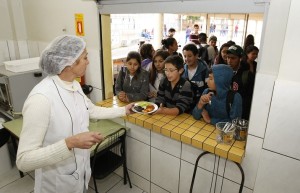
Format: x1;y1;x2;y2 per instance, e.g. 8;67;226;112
163;68;178;73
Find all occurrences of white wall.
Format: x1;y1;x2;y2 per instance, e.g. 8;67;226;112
1;0;102;102
252;0;300;192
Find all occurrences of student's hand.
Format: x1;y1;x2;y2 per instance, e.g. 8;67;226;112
198;92;214;108
118;91;129;102
201;109;211;123
148;91;157;98
65;131;103;150
125;103;134;115
153;103;164;114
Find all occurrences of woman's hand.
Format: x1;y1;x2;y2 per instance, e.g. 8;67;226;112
65;131;103;150
125;103;134;115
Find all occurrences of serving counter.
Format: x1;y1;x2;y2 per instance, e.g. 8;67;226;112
98;97;246;193
97;97;245;164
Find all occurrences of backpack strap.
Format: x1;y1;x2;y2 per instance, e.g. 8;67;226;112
226;90;236;117
242;70;249;87
120;66;126;90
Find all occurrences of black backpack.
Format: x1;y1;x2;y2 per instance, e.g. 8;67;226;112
198;45;209;64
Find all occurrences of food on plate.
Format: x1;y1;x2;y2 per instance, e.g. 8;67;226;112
142;104;155;113
132;102;157;114
133;105;144;112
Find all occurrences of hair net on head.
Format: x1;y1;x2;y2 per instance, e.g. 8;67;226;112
39;35;86;75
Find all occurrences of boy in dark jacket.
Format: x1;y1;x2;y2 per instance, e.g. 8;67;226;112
192;64;242;125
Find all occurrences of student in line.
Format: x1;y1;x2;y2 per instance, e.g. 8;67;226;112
182;43;208;105
148;50;170;102
155;55;193;116
192;64;242;125
139;43;155;71
161;37;183;58
115;51;149;102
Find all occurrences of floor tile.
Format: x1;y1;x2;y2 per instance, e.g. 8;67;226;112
88;172;122;193
0;175;34;193
107;180;143;193
0;166;22;189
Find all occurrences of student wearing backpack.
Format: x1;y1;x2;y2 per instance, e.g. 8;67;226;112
182;43;208;108
227;45;255;120
192;64;242;125
115;51;149;102
198;33;210;64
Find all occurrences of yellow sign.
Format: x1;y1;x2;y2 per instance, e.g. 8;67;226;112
75;13;85;36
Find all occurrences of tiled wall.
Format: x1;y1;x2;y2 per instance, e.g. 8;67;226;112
0;40;103;103
112;117;262;193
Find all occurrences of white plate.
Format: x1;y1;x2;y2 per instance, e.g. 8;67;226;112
131;101;158;114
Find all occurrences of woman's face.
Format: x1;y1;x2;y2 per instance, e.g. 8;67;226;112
221;46;229;62
183;50;198;67
247;50;258;62
71;50;89;77
164;63;181;83
126;58;140;75
169;41;178;52
154;55;165;72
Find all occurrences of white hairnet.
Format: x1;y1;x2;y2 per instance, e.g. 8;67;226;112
39;35;86;75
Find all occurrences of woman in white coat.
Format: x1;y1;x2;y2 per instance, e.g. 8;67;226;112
16;35;133;193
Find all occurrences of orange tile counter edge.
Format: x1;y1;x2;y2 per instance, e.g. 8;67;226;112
97;97;245;163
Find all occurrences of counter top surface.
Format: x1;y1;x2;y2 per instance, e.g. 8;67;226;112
97;97;245;163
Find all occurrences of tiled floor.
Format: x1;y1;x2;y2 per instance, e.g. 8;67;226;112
0;166;145;193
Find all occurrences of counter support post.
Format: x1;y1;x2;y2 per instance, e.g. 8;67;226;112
190;151;245;193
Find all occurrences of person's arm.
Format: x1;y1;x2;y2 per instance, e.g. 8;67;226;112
155;106;179;116
16;94;73;172
87;97;133;119
192;89;210;120
17;94;104;172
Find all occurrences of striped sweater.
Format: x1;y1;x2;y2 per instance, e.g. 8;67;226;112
155;77;193;114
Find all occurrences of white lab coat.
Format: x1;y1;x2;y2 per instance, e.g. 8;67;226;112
30;77;90;193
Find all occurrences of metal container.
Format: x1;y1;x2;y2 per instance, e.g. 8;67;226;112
233;118;248;141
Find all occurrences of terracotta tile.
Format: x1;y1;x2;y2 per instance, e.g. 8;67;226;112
192;134;207;149
192;121;206;129
233;141;246;149
184;118;197;125
203;138;218;154
178;122;191;130
181;131;196;145
161;124;176;137
188;125;202;134
152;121;166;133
198;129;212;137
215;143;231;159
202;124;215;132
169;120;181;126
171;127;185;141
144;118;156;130
228;147;245;163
